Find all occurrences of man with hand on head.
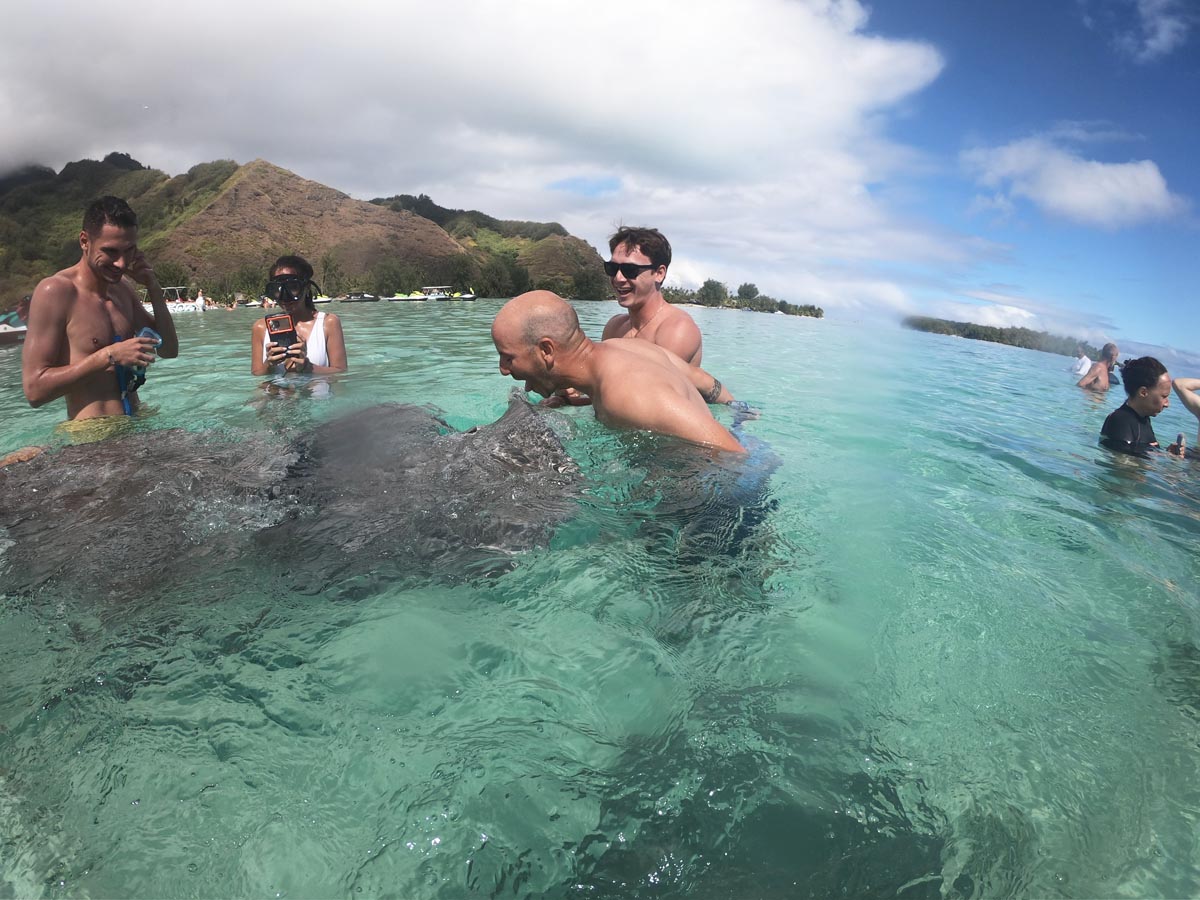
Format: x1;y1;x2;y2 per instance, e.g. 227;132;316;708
22;196;178;420
1100;356;1172;456
493;291;744;453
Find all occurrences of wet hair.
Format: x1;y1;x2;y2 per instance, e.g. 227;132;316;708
270;255;314;280
1101;342;1118;362
1121;356;1167;397
608;226;671;269
82;196;138;234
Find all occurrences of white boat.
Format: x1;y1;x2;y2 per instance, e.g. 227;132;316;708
313;295;333;304
424;285;476;301
142;285;204;314
0;322;27;346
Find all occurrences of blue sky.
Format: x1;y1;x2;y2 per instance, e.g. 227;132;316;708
0;0;1195;358
865;0;1197;357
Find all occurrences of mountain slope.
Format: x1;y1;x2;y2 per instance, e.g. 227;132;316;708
0;153;608;305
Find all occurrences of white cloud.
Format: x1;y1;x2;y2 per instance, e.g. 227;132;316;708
1121;0;1192;62
1079;0;1193;62
963;137;1187;228
0;0;967;318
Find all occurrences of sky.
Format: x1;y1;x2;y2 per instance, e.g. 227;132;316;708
1;0;1196;359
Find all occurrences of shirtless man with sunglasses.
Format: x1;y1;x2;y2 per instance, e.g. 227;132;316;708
601;226;703;366
546;227;731;408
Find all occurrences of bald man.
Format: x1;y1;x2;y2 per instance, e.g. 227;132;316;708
492;291;744;453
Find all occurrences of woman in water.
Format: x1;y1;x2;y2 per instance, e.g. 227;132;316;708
250;255;347;376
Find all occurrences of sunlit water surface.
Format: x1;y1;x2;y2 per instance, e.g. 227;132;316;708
2;303;1199;898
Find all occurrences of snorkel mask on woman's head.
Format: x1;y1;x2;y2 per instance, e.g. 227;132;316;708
263;275;319;308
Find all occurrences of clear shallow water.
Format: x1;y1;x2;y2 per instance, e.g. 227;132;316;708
1;304;1199;898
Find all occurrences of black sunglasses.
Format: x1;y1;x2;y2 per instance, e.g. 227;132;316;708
603;260;658;279
264;276;316;304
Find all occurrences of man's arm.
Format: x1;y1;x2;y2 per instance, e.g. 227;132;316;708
1173;377;1200;420
250;318;271;376
655;343;733;402
597;377;744;453
127;252;179;358
316;314;347;373
1077;363;1103;390
654;315;702;365
601;313;627;341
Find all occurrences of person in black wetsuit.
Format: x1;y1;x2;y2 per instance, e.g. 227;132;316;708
1100;356;1173;456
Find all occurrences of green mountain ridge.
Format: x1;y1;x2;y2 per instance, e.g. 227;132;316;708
0;153;609;306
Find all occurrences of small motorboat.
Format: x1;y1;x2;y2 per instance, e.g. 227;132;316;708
0;322;27;347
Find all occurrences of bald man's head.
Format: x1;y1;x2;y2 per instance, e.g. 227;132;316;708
493;290;582;349
492;291;586;396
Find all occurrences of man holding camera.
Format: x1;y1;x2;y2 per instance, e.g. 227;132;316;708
22;196;179;421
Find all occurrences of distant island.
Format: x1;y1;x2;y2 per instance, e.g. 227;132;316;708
666;280;823;318
903;315;1097;358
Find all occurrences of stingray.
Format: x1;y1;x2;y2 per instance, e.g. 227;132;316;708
0;393;582;600
258;392;583;589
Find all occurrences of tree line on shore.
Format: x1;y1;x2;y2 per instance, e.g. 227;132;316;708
665;280;824;318
903;316;1097;357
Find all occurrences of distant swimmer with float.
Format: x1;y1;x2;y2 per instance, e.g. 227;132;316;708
1078;342;1120;392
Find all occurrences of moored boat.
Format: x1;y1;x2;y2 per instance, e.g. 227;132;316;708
141;285;204;314
425;285;477;301
0;323;27;346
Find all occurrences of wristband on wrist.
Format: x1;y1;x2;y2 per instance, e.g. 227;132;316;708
106;350;116;369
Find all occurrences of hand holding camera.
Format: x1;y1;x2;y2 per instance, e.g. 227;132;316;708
264;314;311;372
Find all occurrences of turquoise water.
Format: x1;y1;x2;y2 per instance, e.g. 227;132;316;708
2;303;1200;898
